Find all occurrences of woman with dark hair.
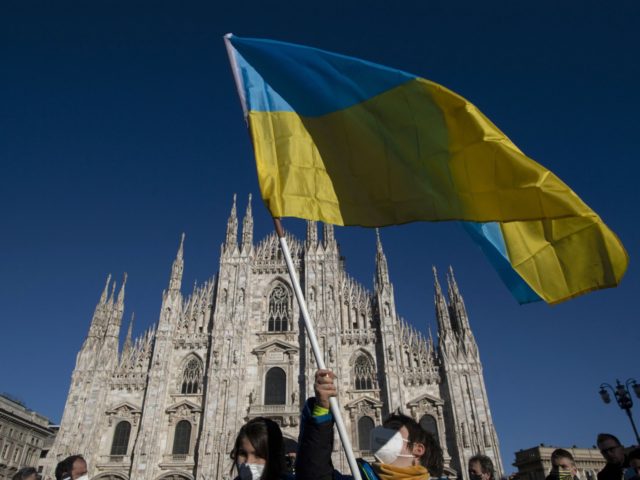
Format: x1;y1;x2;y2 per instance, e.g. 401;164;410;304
12;467;38;480
230;416;293;480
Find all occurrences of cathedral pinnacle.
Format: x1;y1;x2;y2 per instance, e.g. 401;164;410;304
306;220;318;248
123;312;134;353
375;229;389;290
100;273;112;305
322;223;335;249
108;279;117;307
241;193;254;252
169;233;185;292
225;194;238;251
433;266;452;336
116;272;127;310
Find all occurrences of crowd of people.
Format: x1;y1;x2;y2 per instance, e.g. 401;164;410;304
23;369;640;480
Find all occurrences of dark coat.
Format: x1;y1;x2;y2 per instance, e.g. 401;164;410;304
597;460;629;480
295;397;379;480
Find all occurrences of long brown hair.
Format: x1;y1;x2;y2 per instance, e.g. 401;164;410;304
230;417;286;480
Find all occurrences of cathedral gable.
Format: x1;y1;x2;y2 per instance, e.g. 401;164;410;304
106;402;142;426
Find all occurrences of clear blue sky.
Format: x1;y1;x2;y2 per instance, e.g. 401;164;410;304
1;0;639;472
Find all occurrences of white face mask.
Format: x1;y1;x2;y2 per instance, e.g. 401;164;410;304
237;462;265;480
370;426;414;465
76;476;89;480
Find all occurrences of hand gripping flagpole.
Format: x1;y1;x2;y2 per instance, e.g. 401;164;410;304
273;218;363;480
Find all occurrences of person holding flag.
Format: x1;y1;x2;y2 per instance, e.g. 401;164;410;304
295;369;443;480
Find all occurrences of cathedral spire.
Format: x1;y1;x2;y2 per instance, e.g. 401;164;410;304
107;279;117;309
123;312;134;354
116;272;127;312
306;220;318;249
433;266;452;335
99;273;111;305
375;229;390;291
447;266;469;333
225;194;238;252
169;233;185;292
322;223;335;249
241;193;253;253
88;274;112;339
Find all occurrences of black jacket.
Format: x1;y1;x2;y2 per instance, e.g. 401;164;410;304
597;460;629;480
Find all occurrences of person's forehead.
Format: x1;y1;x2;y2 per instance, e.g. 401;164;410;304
553;457;572;466
241;437;256;453
599;439;619;448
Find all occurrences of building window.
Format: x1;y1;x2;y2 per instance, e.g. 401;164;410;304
264;367;286;405
2;443;9;458
181;357;203;394
419;414;439;445
357;416;374;451
268;284;290;332
354;355;375;390
110;421;131;455
172;420;191;455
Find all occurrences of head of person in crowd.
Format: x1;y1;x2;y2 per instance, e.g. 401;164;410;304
230;416;287;480
54;455;87;480
370;411;444;475
12;467;39;480
547;449;577;480
624;448;640;480
468;454;495;480
597;433;625;466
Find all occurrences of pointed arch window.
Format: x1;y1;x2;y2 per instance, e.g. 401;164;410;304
419;414;439;445
357;416;374;451
268;284;290;332
354;355;376;390
264;367;286;405
181;357;203;394
172;420;191;455
110;421;131;455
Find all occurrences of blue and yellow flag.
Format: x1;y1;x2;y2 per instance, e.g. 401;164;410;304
224;34;628;305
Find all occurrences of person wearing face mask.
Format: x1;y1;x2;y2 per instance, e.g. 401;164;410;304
54;455;88;480
296;369;444;480
469;454;495;480
544;449;579;480
230;416;295;480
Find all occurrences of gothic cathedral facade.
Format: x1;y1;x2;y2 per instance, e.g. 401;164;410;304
41;195;503;480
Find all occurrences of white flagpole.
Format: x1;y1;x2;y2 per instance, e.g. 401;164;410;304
273;218;362;480
223;36;362;479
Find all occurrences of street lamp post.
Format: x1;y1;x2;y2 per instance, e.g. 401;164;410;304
599;378;640;445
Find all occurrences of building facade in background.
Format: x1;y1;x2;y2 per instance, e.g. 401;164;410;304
514;445;606;480
0;394;56;480
40;196;503;480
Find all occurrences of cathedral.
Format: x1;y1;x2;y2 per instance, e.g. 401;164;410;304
41;195;504;480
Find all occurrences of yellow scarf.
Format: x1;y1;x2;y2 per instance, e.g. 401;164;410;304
372;462;430;480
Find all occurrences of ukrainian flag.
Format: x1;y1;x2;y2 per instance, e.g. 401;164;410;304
224;34;628;305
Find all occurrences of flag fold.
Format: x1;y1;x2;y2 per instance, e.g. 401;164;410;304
224;34;628;305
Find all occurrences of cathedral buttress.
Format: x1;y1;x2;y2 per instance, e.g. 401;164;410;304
372;230;403;415
241;193;254;254
198;195;254;479
436;268;504;480
224;194;238;255
131;235;185;479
